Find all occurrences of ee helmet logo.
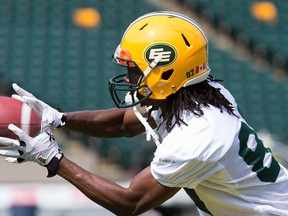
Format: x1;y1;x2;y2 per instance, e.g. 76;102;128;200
144;43;177;67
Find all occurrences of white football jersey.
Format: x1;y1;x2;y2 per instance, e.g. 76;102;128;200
150;81;288;216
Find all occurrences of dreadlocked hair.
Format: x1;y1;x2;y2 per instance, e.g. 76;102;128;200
148;75;238;133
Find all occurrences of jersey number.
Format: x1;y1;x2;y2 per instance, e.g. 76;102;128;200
238;122;280;182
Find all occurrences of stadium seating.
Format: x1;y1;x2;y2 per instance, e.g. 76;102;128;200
183;0;288;71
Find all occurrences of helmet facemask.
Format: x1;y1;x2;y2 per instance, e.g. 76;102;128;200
109;54;152;108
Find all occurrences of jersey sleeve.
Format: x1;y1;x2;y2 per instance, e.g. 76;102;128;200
150;113;224;189
151;154;222;189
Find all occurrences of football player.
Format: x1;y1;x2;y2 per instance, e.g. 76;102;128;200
1;11;288;216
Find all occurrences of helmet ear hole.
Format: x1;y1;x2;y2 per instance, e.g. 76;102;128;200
161;69;174;80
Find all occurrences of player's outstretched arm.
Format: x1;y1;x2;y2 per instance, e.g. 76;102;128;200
57;157;179;216
0;127;178;215
64;107;150;138
12;83;152;138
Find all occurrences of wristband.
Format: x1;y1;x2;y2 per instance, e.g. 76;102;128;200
56;108;67;128
45;152;64;178
59;113;67;128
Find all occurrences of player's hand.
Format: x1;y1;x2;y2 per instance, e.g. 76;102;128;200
12;83;66;128
0;119;63;177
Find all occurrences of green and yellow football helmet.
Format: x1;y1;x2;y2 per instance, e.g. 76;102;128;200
109;11;210;108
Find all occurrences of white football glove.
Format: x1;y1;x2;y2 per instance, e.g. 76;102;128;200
12;83;66;128
0;119;63;177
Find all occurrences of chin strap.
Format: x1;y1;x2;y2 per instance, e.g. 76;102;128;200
143;55;162;77
133;106;161;146
131;55;162;146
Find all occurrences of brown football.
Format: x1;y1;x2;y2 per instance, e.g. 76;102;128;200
0;96;41;139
